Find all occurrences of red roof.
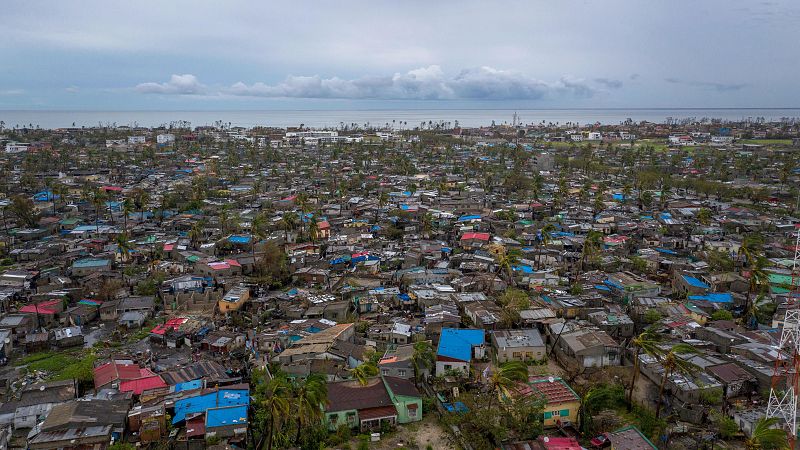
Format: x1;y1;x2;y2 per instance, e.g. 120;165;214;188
540;436;581;450
186;415;206;437
101;186;123;192
225;259;241;268
150;317;188;335
461;232;490;241
119;374;167;395
20;299;61;315
163;243;175;251
358;405;398;421
318;221;330;229
94;361;155;389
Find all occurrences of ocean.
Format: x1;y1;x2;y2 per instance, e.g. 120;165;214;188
1;108;799;130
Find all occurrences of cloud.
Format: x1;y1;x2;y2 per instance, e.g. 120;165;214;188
665;77;746;92
65;86;80;93
218;66;602;100
594;77;623;89
135;74;206;95
0;89;25;95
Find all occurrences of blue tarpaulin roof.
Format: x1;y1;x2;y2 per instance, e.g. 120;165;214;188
228;235;251;244
206;405;248;428
655;248;678;255
174;379;202;392
688;293;733;303
437;328;484;362
682;275;710;289
173;388;249;424
457;214;481;222
513;265;534;274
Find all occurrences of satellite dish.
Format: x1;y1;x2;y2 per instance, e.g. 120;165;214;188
548;376;555;383
543;437;550;443
40;386;46;391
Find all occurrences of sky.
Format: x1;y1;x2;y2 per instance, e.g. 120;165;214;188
0;0;798;110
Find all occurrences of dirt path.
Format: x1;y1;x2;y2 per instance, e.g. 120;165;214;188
372;416;458;450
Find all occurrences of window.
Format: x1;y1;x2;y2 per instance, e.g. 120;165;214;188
330;414;338;425
560;409;570;417
408;405;418;418
512;352;522;359
398;369;406;377
444;364;452;370
543;411;552;419
382;369;389;376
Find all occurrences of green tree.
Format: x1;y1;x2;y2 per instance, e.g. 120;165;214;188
627;326;664;410
485;361;528;408
410;341;435;386
745;416;789;450
655;344;699;418
291;373;328;444
9;194;39;227
350;362;379;386
711;309;734;321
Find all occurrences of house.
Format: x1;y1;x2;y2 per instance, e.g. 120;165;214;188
119;311;147;328
435;328;485;375
555;328;621;369
53;326;84;348
379;343;422;380
606;425;658;449
520;376;581;428
94;360;157;390
70;258;112;277
218;284;250;313
324;376;422;432
491;329;546;363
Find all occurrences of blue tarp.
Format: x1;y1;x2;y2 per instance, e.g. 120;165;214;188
174;379;202;392
688;293;733;303
513;265;534;274
173;388;249;424
612;193;625;201
437;328;484;362
595;284;612;292
228;235;251;244
206;405;248;428
655;248;678;255
457;214;481;222
682;275;710;289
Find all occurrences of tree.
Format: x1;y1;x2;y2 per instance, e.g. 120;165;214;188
627;326;664;410
655;344;699;418
410;341;435;386
116;233;133;263
696;208;712;226
711;309;734;321
581;231;604;270
291;373;327;444
485;361;529;409
259;375;292;450
280;212;298;241
580;384;625;433
122;198;134;234
496;247;522;287
253;242;291;288
349;362;378;386
745;416;789;450
9;194;38;227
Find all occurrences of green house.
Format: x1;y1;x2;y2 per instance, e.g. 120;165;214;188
324;376;422;432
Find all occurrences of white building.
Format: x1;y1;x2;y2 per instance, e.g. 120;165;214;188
156;133;175;144
4;142;30;153
127;136;147;144
587;132;602;141
105;139;125;148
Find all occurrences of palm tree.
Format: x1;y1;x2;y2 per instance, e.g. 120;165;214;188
745;416;789;450
745;293;772;329
581;231;604;270
116;233;133;263
188;219;206;249
91;189;107;233
485;361;529;408
280;212;298;241
121;198;134;234
627;326;664;410
655;343;699;418
292;373;327;444
349;362;378;386
260;375;292;450
251;213;268;257
410;341;435;386
307;219;320;245
538;223;557;269
496;247;522;287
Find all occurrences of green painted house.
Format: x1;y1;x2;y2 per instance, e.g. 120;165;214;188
324;376;422;432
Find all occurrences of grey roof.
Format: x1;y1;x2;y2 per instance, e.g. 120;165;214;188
492;329;544;349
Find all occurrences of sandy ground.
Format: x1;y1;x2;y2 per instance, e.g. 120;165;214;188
368;415;458;450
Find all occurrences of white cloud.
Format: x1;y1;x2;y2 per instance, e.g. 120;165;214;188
215;66;607;100
0;89;25;95
135;74;206;95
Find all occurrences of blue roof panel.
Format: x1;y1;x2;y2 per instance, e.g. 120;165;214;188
437;328;484;362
